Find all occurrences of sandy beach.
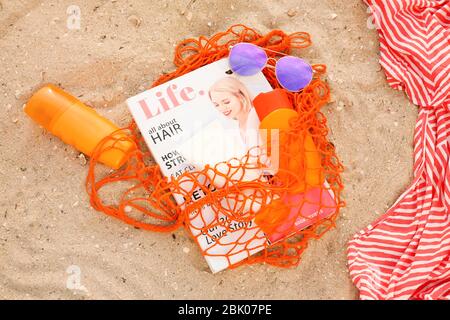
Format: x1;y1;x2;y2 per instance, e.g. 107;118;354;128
0;0;418;299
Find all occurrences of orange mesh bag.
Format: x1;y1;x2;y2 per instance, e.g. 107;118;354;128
86;25;344;271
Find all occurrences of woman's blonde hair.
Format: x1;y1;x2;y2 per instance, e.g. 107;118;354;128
208;77;253;114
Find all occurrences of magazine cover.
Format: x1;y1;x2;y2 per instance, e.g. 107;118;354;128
127;59;274;273
127;58;336;273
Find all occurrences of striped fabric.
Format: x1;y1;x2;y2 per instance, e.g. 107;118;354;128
347;0;450;299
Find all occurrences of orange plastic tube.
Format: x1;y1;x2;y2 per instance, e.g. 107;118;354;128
24;84;134;169
253;89;323;192
252;89;323;234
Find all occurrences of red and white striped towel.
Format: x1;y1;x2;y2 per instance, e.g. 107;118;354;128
347;0;450;300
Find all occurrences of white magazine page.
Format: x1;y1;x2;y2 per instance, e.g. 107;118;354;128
127;59;273;272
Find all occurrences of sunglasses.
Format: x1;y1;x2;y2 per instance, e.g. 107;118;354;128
228;42;313;92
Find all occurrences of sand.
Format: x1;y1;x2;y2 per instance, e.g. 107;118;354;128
0;0;418;299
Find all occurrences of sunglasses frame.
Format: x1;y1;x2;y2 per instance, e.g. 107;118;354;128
228;42;314;92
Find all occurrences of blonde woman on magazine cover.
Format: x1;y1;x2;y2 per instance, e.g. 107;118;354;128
208;76;261;149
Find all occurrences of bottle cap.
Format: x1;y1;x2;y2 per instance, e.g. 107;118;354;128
24;84;79;131
252;88;293;122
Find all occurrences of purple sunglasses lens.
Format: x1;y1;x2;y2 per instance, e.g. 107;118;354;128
229;43;267;76
276;56;313;92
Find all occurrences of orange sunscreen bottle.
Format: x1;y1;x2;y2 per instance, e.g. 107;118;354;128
252;89;323;234
253;89;323;192
24;84;134;169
